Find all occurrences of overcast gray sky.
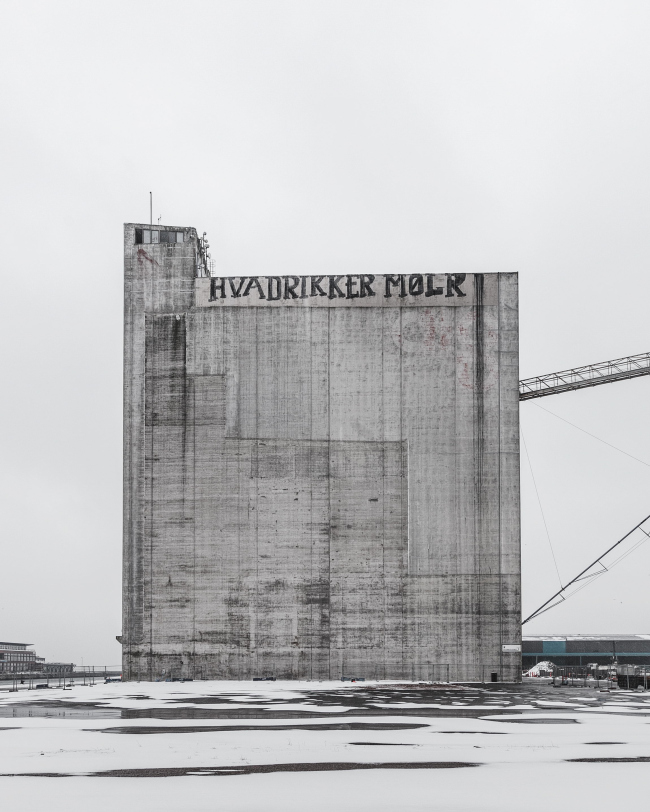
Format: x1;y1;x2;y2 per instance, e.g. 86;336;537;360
2;0;650;666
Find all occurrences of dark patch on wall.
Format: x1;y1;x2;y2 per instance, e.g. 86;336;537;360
147;316;189;427
473;274;485;559
303;582;330;606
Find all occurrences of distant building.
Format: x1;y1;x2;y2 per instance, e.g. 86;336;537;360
523;635;650;670
0;642;45;674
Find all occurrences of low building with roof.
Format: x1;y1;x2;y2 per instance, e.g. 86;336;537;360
0;642;45;674
523;635;650;671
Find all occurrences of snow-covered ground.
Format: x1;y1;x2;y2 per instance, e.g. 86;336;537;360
1;679;649;811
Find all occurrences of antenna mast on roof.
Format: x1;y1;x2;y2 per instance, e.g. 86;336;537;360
149;192;152;227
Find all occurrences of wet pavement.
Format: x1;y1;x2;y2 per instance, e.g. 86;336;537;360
2;681;650;720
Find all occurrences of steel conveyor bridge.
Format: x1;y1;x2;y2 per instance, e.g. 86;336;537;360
519;351;650;400
519;350;650;624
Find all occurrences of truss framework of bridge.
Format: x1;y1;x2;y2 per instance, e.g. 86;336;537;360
519;351;650;400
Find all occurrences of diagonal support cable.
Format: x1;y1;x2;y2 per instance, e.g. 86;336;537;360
522;512;650;625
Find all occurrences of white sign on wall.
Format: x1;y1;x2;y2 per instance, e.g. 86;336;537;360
502;644;522;653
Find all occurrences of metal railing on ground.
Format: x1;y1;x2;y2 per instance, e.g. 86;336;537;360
546;664;650;690
0;666;122;692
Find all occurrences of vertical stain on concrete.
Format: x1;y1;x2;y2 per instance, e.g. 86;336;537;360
473;273;485;554
472;273;486;674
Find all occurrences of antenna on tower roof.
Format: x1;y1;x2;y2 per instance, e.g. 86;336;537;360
149;192;152;227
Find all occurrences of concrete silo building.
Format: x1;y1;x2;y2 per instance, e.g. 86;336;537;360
122;223;521;682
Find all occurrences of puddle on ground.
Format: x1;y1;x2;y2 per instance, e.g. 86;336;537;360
119;706;522;720
93;722;429;734
568;757;650;763
0;706;120;719
488;718;579;724
0;761;479;778
349;742;416;746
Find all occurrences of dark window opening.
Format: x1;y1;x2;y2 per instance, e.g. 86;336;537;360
135;229;184;245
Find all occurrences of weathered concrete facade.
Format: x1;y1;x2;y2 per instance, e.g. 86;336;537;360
123;223;521;681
